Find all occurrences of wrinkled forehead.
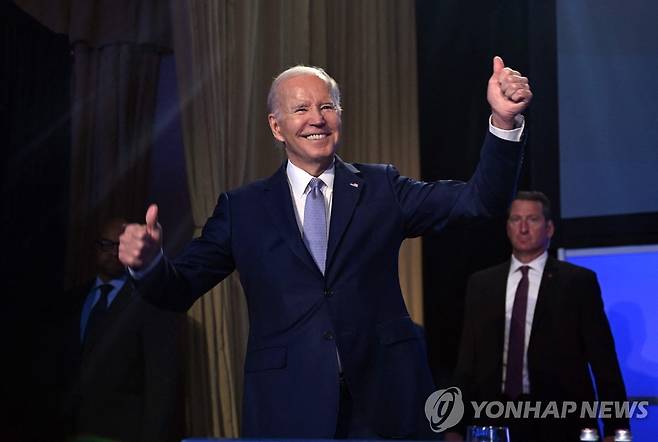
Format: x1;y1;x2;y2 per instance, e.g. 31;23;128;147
277;75;333;102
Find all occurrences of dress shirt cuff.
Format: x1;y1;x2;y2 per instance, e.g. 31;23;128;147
127;249;163;280
488;114;525;142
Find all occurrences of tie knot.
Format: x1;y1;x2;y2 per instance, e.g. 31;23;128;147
308;177;325;192
97;283;113;305
519;266;530;277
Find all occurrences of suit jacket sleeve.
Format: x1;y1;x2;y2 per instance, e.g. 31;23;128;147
578;271;629;435
450;274;480;435
136;192;236;311
391;131;523;237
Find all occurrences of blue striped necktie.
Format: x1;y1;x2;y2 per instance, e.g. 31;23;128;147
303;177;327;274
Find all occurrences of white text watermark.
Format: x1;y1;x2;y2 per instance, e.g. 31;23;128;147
424;387;650;433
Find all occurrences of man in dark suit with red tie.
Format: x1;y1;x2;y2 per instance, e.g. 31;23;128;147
451;191;629;442
119;58;533;439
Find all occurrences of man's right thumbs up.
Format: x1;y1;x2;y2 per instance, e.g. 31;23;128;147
487;55;532;129
145;204;161;238
118;204;163;270
492;55;505;75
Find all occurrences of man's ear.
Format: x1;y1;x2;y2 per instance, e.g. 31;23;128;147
268;114;285;143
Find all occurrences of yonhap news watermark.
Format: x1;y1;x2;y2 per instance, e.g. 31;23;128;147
468;399;649;421
424;387;650;433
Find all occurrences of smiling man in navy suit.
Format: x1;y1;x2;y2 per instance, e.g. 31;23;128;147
119;57;532;439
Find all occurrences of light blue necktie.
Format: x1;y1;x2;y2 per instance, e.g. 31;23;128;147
303;177;327;274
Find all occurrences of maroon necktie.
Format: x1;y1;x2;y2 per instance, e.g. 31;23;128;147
505;265;529;399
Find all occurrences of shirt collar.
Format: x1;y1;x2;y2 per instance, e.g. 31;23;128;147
509;250;548;275
286;158;335;200
94;274;128;292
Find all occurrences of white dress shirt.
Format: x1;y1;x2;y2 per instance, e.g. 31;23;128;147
489;114;524;142
501;251;548;394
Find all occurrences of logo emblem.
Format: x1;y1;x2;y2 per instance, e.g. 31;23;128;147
424;386;464;433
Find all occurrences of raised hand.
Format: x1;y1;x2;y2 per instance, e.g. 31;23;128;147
487;56;533;129
118;204;163;270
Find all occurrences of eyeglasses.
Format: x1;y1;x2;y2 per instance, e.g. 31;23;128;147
96;238;120;251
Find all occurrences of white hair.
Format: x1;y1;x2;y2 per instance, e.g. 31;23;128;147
267;65;342;117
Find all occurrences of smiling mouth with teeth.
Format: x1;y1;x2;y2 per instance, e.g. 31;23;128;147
304;133;329;140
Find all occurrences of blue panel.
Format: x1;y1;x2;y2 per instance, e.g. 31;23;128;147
564;247;658;440
630;405;658;442
556;0;658;218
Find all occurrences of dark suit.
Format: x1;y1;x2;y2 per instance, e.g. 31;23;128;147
137;132;523;438
51;279;183;442
454;256;628;441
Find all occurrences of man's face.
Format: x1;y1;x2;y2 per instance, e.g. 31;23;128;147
506;199;554;260
268;74;341;173
96;219;126;280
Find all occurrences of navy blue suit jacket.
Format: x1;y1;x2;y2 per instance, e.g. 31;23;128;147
138;131;523;438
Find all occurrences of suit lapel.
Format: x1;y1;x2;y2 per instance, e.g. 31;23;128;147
104;279;135;321
491;261;510;391
263;164;321;276
71;282;93;355
529;256;558;347
326;156;363;272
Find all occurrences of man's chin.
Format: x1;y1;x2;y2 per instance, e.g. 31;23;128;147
296;153;336;165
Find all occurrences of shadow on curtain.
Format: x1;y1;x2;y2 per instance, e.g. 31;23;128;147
14;0;173;286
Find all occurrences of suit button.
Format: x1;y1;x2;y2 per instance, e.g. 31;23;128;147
323;331;334;340
323;289;334;297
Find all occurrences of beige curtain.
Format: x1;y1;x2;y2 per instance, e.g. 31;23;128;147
312;1;424;324
170;1;263;436
13;0;172;46
170;0;421;437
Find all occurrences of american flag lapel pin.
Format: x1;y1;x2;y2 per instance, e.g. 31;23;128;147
349;182;359;188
